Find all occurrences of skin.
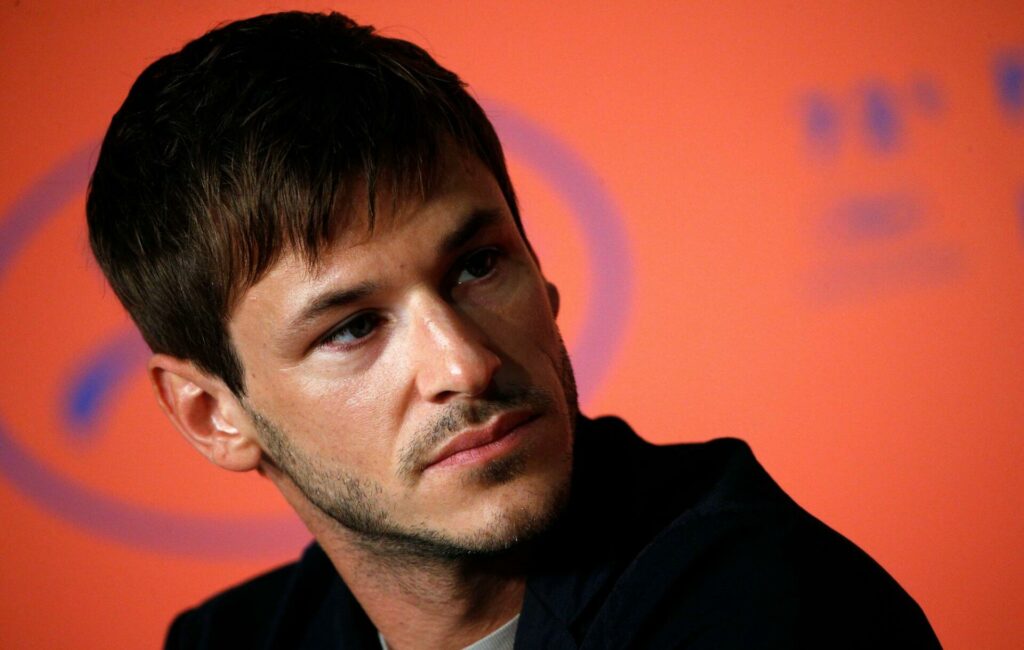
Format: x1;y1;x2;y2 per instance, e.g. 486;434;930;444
149;149;578;649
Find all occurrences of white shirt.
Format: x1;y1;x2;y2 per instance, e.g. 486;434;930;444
378;614;519;650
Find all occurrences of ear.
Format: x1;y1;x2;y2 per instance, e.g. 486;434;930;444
148;354;262;472
546;281;561;318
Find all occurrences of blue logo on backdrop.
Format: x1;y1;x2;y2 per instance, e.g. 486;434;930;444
0;101;633;556
995;50;1024;117
802;78;944;157
994;49;1024;247
820;193;923;243
804;192;963;304
797;75;965;303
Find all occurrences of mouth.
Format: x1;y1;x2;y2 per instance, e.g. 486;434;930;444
423;409;540;472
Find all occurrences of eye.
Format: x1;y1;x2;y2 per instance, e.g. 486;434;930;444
455;248;499;285
323;312;382;347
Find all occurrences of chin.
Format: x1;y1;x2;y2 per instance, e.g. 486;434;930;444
371;456;572;560
452;456;573;554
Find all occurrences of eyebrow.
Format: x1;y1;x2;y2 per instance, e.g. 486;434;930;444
440;208;503;254
288;208;505;331
288;280;379;331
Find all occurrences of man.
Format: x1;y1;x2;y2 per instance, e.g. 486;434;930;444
87;11;940;650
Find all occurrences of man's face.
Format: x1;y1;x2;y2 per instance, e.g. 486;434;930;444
227;151;577;557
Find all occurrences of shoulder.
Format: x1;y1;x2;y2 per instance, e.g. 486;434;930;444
572;417;941;648
164;561;301;649
163;543;357;650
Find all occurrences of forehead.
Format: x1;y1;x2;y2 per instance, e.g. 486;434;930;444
229;151;513;321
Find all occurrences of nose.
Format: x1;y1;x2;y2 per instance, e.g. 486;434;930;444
409;295;502;402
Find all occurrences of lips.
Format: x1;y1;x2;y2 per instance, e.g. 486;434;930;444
424;409;538;471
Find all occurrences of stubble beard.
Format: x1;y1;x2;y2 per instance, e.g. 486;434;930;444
250;340;579;562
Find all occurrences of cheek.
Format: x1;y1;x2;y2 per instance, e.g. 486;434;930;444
251;371;401;465
275;348;403;415
490;283;562;359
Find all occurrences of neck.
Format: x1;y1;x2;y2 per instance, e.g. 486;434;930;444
321;524;527;650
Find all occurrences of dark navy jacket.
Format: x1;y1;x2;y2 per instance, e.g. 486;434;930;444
165;416;941;649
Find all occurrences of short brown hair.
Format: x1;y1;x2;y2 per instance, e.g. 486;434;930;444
87;11;521;395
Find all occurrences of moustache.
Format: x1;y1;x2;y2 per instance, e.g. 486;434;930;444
398;385;556;476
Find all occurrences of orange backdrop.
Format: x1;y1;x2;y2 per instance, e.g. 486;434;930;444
1;1;1022;647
